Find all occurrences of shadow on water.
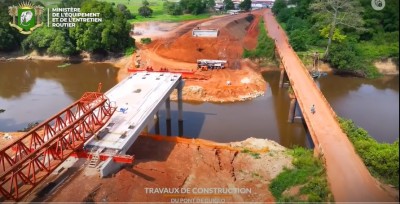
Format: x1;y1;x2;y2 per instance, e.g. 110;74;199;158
148;110;214;139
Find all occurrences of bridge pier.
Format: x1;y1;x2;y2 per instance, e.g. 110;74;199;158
154;111;160;135
279;65;289;88
288;96;297;123
177;80;184;122
165;96;172;136
177;80;184;136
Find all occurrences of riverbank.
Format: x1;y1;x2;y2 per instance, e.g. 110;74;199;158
0;50;129;64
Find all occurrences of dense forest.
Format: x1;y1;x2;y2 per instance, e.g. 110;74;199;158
0;0;133;56
272;0;399;77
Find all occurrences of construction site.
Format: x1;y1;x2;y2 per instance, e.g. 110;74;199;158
0;10;289;203
127;10;267;102
2;5;397;203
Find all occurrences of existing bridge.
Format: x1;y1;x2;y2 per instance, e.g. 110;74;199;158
264;9;394;202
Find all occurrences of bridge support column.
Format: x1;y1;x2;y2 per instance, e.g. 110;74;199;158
279;65;285;88
154;111;160;135
165;96;172;136
166;96;171;120
288;97;297;123
177;80;183;122
177;80;184;136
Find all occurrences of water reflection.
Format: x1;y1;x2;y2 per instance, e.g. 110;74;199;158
318;74;399;143
0;60;118;131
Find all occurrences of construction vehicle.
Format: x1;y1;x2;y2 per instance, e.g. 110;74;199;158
197;59;227;70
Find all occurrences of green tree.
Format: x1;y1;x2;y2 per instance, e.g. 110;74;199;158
70;0;133;53
289;29;309;51
48;31;76;55
0;0;24;51
22;27;76;55
206;0;216;9
164;1;183;15
223;0;234;10
179;0;207;15
138;0;153;17
272;0;286;14
142;0;150;6
310;0;364;58
117;4;135;19
239;0;252;11
327;40;359;71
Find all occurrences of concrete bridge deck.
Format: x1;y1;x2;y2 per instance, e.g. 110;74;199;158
263;9;394;202
84;71;183;177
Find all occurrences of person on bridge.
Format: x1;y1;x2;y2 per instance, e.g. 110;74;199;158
311;104;316;114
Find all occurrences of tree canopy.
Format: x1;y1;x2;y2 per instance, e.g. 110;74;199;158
138;0;154;17
272;0;399;77
223;0;235;10
70;0;133;53
239;0;252;12
310;0;364;57
16;0;133;55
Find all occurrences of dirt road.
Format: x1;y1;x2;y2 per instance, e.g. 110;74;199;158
263;9;395;202
124;12;268;103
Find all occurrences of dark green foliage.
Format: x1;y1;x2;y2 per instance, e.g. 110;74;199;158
124;46;136;56
239;0;252;12
272;0;398;78
164;1;183;16
223;0;234;10
338;118;399;188
269;147;332;202
276;8;295;22
140;38;152;44
117;4;135;19
180;0;207;15
359;0;399;40
139;0;154;17
328;40;359;71
0;0;25;51
70;0;133;53
289;29;309;51
206;0;216;9
243;20;275;61
271;0;286;15
22;27;76;56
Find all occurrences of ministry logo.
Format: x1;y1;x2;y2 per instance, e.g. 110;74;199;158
8;1;44;34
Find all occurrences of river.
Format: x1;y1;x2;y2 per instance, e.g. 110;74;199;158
0;60;398;148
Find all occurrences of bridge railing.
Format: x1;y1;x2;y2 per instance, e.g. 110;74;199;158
277;48;320;150
274;22;337;119
291;47;337;118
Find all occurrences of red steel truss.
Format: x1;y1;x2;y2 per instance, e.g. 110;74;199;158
0;88;116;201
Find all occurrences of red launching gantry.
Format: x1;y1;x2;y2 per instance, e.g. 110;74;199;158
0;84;116;201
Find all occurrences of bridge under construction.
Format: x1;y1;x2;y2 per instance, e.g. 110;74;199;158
0;72;183;201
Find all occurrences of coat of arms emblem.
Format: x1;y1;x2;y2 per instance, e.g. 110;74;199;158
8;1;44;34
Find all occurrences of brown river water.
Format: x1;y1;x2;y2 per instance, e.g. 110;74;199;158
0;60;398;148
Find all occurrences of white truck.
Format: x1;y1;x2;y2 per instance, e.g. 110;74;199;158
197;59;227;70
